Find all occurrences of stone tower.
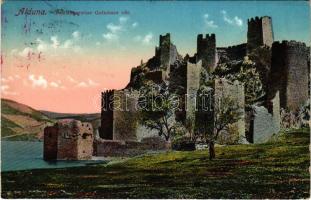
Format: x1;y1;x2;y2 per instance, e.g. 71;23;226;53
196;33;217;72
44;119;94;160
247;16;274;52
99;89;139;141
155;33;178;76
269;41;310;111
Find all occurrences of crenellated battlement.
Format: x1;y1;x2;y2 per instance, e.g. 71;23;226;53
159;33;170;46
247;16;271;24
197;33;217;72
197;33;216;41
247;16;274;52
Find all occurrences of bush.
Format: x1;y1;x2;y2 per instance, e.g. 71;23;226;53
172;137;196;151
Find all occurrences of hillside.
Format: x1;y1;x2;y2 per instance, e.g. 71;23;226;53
1;99;55;141
2;128;309;198
1;99;101;141
40;110;101;130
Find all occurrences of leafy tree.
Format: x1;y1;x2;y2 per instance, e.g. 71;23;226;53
196;87;244;160
138;81;178;141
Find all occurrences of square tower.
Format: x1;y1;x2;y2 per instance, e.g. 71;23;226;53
247;16;274;53
196;34;217;72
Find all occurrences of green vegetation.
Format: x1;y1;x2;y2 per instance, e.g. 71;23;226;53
4;133;39;141
1;99;55;140
1;99;52;122
2;129;309;198
1;117;21;137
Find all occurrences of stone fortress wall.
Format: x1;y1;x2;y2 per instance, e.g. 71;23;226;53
45;15;310;160
196;34;217;72
214;79;246;144
269;40;310;111
247;16;274;52
44;119;93;160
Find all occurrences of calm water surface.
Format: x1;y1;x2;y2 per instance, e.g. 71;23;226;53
1;141;105;172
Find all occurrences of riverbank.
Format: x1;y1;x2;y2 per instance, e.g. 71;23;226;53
2;128;309;198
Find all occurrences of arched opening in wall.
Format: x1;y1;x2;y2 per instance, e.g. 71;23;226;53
82;133;89;139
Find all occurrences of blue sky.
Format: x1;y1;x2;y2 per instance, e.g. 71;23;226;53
2;1;310;56
1;1;310;112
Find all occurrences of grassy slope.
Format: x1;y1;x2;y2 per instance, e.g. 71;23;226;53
1;129;309;198
1;99;54;140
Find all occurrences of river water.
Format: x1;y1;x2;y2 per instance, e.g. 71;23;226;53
1;141;105;172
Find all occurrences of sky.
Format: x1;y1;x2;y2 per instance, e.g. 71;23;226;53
1;1;310;113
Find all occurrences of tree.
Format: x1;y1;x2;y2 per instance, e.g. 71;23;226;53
138;81;178;141
196;87;244;160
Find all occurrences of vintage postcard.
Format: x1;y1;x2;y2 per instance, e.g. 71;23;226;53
1;0;310;199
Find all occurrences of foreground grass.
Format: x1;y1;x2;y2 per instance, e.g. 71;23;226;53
2;129;310;198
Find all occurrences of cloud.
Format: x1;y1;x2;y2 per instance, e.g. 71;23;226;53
36;38;48;52
1;85;19;96
28;74;48;89
19;47;34;57
132;22;138;28
221;10;243;27
203;14;218;28
63;39;74;49
102;17;129;42
72;31;81;40
2;75;20;83
107;23;122;33
134;33;154;45
77;81;88;88
50;36;60;48
119;16;128;24
67;76;77;83
50;81;59;88
67;76;99;88
103;32;119;41
87;79;99;86
77;79;100;88
142;33;154;45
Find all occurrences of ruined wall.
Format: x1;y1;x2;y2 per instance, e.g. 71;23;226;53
77;122;94;160
249;92;280;143
43;126;58;160
247;16;274;53
99;90;114;139
57;119;93;160
226;43;247;61
270;40;309;111
159;33;178;75
44;119;94;160
261;17;274;48
95;137;171;157
57;119;79;160
186;61;202;120
197;34;217;72
145;70;165;84
217;44;247;62
214;79;246;144
112;90;139;141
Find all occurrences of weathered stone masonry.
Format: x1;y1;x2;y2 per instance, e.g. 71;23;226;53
247;16;274;52
44;119;93;160
269;41;310;111
197;34;217;72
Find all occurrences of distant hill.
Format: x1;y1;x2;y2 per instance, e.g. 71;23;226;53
1;99;55;141
1;99;102;141
40;110;101;132
40;110;100;122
